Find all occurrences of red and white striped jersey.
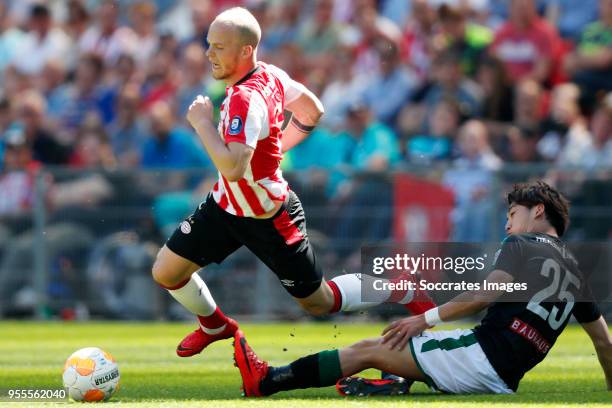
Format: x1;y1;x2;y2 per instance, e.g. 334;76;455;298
211;62;306;217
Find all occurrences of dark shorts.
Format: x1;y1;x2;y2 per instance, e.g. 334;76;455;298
166;190;322;298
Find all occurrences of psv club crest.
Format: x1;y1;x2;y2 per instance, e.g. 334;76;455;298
229;116;243;135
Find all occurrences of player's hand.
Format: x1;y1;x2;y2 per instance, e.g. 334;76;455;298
381;315;428;351
187;95;214;129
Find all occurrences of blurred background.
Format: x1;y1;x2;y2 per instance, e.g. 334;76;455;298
0;0;610;321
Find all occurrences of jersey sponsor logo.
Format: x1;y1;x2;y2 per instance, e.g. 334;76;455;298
229;116;243;135
180;221;192;234
509;317;551;354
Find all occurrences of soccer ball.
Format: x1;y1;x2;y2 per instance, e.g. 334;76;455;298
62;347;120;402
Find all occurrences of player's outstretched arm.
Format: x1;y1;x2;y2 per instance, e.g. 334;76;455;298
282;88;324;152
382;269;513;350
581;316;612;390
187;95;254;181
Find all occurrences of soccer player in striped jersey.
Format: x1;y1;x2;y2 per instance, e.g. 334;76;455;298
151;7;434;358
233;182;612;397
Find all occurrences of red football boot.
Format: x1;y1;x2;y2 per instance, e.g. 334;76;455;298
233;330;269;397
176;318;239;357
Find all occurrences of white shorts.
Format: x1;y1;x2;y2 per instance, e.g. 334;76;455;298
409;328;513;394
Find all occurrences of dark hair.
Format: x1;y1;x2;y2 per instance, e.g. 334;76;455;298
434;46;462;66
477;54;508;83
510;125;538;140
31;4;50;19
68;0;90;22
80;53;105;77
507;181;570;236
438;4;464;22
0;97;10;111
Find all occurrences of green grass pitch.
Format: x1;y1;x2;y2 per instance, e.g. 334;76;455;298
1;321;611;407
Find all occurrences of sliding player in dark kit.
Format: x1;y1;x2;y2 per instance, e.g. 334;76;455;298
234;181;612;396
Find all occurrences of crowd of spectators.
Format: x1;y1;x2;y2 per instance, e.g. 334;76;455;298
0;0;611;252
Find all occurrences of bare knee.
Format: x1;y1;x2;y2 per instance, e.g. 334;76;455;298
300;302;330;317
340;338;382;373
296;282;335;316
151;255;170;286
348;338;380;352
346;338;424;380
151;246;197;287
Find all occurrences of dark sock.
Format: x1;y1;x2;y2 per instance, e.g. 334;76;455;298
259;350;342;396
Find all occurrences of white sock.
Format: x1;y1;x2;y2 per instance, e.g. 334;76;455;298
167;273;217;317
330;273;413;311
